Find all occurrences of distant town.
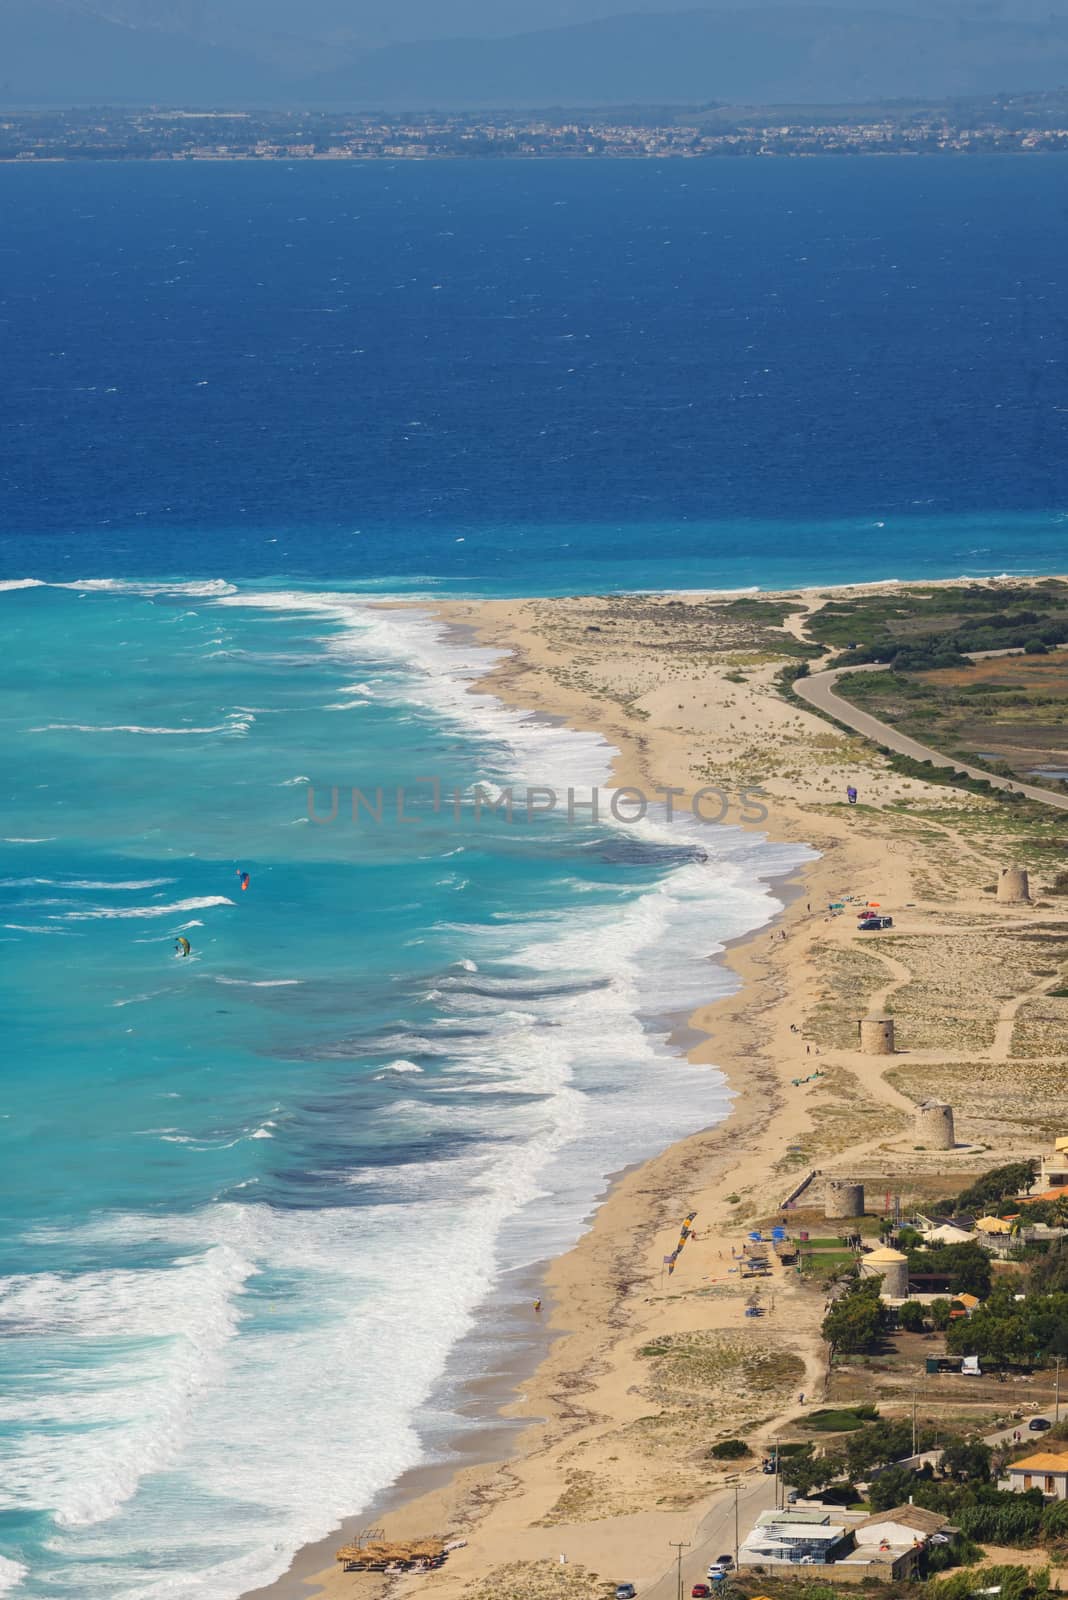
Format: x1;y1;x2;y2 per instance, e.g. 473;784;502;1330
5;92;1068;161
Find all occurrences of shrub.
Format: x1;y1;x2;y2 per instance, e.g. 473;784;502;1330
924;1565;1051;1600
899;1300;927;1333
708;1438;750;1459
954;1160;1037;1214
800;1404;879;1432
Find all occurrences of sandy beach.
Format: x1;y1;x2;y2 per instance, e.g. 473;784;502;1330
252;581;1068;1600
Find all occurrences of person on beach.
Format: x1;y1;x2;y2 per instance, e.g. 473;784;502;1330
533;1299;542;1314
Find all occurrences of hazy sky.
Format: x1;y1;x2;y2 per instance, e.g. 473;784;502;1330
10;0;1068;109
78;0;1063;50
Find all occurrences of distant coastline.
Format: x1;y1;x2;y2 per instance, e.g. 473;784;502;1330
4;94;1068;162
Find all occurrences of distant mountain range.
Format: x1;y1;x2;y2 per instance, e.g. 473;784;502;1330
5;0;1068;108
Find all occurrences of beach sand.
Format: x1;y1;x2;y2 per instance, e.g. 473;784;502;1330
251;582;1068;1600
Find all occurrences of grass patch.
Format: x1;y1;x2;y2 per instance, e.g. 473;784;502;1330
799;1404;880;1432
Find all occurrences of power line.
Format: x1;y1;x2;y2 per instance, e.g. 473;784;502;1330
669;1539;691;1600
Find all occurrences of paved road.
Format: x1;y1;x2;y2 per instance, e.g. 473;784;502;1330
639;1474;778;1600
984;1410;1064;1449
794;661;1068;813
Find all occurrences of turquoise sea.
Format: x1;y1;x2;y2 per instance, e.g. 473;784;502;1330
0;156;1064;1597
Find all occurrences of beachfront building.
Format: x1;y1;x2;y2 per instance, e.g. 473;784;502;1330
915;1216;976;1246
974;1215;1016;1256
1003;1454;1068;1501
853;1505;954;1547
739;1510;851;1566
1033;1143;1068;1193
737;1506;945;1580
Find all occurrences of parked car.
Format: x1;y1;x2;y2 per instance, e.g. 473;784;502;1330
787;1490;799;1504
692;1586;711;1598
1029;1417;1053;1431
858;915;893;931
614;1586;637;1600
714;1557;734;1570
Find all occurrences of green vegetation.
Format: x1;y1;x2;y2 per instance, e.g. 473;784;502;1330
708;1438;751;1459
924;1565;1053;1600
945;1282;1068;1363
906;1242;994;1298
798;1404;879;1432
798;584;1068;790
899;1299;927;1332
800;1248;857;1278
821;1277;886;1360
806;582;1068;666
721;598;798;624
782;1414;950;1498
953;1160;1038;1216
879;748;1030;803
869;1459;1068;1555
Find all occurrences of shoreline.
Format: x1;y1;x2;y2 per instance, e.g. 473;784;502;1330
247;850;811;1600
246;590;832;1600
246;576;1064;1600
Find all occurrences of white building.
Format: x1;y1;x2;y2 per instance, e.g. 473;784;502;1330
1003;1454;1068;1501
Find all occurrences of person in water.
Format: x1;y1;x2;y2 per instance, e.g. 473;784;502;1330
175;936;191;957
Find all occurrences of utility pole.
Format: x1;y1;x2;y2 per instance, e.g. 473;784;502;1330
1056;1356;1062;1425
734;1480;741;1569
773;1434;781;1509
912;1384;918;1458
669;1540;691;1600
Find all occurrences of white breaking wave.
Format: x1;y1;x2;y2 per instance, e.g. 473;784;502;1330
215;588;614;792
28;715;252;736
0;877;174;890
54;896;234;921
214;977;302;988
373;1059;424;1078
0;1555;28;1595
0;578;45;592
55;578;239;598
0;1244;256;1529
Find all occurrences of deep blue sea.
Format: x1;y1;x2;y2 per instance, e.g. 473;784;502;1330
0;157;1064;1599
